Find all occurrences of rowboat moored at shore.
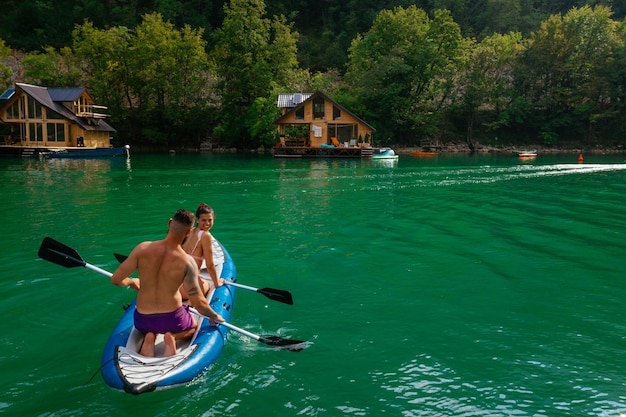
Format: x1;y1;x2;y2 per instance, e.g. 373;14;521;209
512;149;537;158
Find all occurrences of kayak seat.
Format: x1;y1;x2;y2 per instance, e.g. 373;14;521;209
128;326;193;357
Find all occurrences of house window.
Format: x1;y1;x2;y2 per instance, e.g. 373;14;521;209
46;109;63;120
313;97;324;119
6;101;21;119
47;123;66;142
74;96;92;115
333;105;341;120
27;97;42;119
295;107;304;120
29;122;43;142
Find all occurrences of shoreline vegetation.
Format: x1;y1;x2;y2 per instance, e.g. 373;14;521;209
168;142;625;156
4;5;626;153
393;143;626;155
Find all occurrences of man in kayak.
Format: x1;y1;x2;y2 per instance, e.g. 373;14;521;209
181;202;225;299
111;209;224;357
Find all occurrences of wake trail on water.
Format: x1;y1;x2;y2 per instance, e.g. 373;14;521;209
354;163;626;191
133;163;626;192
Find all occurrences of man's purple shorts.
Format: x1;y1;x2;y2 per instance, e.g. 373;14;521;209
134;305;196;334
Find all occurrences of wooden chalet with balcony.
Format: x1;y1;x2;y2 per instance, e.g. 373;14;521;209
0;83;125;157
273;91;376;158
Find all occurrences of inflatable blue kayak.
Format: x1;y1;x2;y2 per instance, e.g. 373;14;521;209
38;237;304;396
100;239;236;395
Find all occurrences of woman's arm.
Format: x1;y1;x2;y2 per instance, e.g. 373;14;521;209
200;233;223;288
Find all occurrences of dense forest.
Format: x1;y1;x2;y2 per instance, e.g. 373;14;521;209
1;0;626;150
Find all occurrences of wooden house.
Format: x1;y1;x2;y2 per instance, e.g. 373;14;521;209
0;83;117;156
274;91;375;158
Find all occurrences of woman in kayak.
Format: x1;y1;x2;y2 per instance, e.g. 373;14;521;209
181;202;224;298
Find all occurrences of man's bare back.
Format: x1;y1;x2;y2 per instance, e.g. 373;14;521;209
131;240;192;314
110;209;224;357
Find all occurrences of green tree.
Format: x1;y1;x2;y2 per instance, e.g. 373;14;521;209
23;46;83;87
246;96;280;147
73;14;213;146
212;0;299;148
344;6;467;144
516;5;619;144
72;22;134;139
130;13;212;145
0;39;12;90
602;17;626;140
457;32;524;148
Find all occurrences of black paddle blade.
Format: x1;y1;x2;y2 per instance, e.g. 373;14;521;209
259;336;308;352
114;253;127;263
38;237;86;269
258;288;294;305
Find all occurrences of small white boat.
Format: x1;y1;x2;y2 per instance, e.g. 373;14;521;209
372;148;399;160
512;149;537;158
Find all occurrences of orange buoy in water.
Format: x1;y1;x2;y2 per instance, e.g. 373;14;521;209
578;153;583;163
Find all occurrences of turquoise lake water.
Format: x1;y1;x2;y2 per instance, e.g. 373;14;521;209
1;152;625;416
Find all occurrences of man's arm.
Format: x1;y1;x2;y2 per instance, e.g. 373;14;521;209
110;244;143;290
182;255;223;322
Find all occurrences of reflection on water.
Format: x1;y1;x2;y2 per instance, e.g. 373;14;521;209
369;158;399;168
373;351;626;416
1;156;134;243
44;155;132;172
273;158;362;171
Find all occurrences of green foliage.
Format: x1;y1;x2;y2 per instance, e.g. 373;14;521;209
24;46;83;86
539;128;558;146
212;0;299;149
72;14;213;146
246;97;281;147
0;39;13;89
515;5;621;143
344;6;467;143
310;69;344;95
72;22;132;112
484;96;532;130
456;31;525;146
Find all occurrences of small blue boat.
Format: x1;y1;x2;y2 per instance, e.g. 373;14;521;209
42;145;130;158
100;239;236;395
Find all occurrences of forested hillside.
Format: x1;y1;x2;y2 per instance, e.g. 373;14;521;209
1;0;625;150
3;0;625;70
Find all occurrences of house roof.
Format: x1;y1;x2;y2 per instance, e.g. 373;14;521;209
13;83;115;132
48;87;85;102
0;88;15;100
277;93;313;108
275;91;376;132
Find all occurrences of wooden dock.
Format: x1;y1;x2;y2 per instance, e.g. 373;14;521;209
273;146;374;158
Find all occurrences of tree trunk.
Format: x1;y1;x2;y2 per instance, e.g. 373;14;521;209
466;108;476;152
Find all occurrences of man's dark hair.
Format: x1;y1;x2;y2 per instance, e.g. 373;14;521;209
173;209;195;227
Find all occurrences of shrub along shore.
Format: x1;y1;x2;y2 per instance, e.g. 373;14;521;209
394;143;626;155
